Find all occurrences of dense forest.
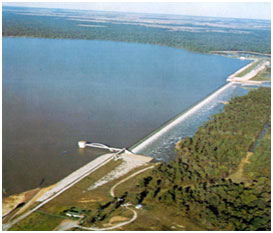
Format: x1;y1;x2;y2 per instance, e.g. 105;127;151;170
3;6;271;230
130;87;271;230
2;7;271;54
83;87;271;230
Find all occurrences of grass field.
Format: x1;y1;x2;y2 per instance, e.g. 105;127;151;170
9;159;122;230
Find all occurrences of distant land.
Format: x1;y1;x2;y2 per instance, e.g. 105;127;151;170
2;5;271;231
2;6;271;54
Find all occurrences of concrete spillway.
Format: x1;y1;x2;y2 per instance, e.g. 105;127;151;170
131;82;233;154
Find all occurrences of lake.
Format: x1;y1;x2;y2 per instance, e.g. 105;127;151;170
2;37;250;195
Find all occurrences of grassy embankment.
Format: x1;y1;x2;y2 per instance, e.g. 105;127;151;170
9;159;123;230
108;87;271;231
8;87;271;231
9;158;155;231
244;122;271;190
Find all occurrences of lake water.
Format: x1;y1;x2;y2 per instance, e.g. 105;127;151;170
2;37;250;195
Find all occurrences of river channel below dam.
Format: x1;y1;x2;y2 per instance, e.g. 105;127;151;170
3;37;251;196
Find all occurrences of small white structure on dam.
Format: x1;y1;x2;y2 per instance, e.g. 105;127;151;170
78;141;122;153
78;141;87;148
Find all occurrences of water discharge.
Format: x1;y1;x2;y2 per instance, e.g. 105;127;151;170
131;82;233;153
132;83;254;161
3;37;251;195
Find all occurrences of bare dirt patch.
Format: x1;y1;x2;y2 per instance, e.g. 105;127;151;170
53;219;79;231
2;188;40;217
87;153;152;191
228;152;253;184
109;216;129;224
78;197;103;203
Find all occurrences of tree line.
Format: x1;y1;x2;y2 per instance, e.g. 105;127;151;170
2;9;271;54
124;87;271;230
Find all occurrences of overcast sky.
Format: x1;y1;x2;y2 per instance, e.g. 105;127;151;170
2;2;271;20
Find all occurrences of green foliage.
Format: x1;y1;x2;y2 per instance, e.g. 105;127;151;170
127;87;271;230
2;7;271;54
10;212;62;231
176;87;270;182
244;123;271;194
79;193;129;227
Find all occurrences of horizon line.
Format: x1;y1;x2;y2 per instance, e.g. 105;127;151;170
3;4;271;21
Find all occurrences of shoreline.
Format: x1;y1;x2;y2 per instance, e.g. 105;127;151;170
2;41;269;219
3;152;152;230
227;59;257;80
3;36;271;57
2;185;55;220
4;60;254;197
129;58;257;153
3;37;256;198
130;56;271;153
210;50;271;57
3;58;265;200
3;59;270;229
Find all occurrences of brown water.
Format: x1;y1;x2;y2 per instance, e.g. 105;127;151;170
2;37;250;195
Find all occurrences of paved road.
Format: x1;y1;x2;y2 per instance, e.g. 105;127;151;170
3;153;153;231
76;165;154;231
36;153;114;202
55;219;80;231
110;165;154;197
76;207;137;231
3;153;115;231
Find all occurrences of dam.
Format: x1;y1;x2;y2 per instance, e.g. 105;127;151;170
131;82;233;154
130;62;270;160
33;77;253;205
3;57;269;230
3;37;251;195
3;79;262;231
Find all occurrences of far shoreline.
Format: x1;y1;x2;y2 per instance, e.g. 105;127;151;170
3;35;271;57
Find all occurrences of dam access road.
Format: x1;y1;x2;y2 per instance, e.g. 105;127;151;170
3;150;153;231
227;58;269;84
3;54;270;231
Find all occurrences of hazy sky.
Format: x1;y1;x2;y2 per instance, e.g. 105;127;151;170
2;2;271;20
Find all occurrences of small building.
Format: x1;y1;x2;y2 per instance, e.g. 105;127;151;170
63;207;85;218
135;204;143;209
78;141;87;148
121;202;132;207
65;212;84;218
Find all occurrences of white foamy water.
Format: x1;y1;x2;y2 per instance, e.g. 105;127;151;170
131;82;233;154
2;37;250;195
131;83;253;161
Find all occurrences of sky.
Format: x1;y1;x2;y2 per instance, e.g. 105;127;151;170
2;1;271;20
